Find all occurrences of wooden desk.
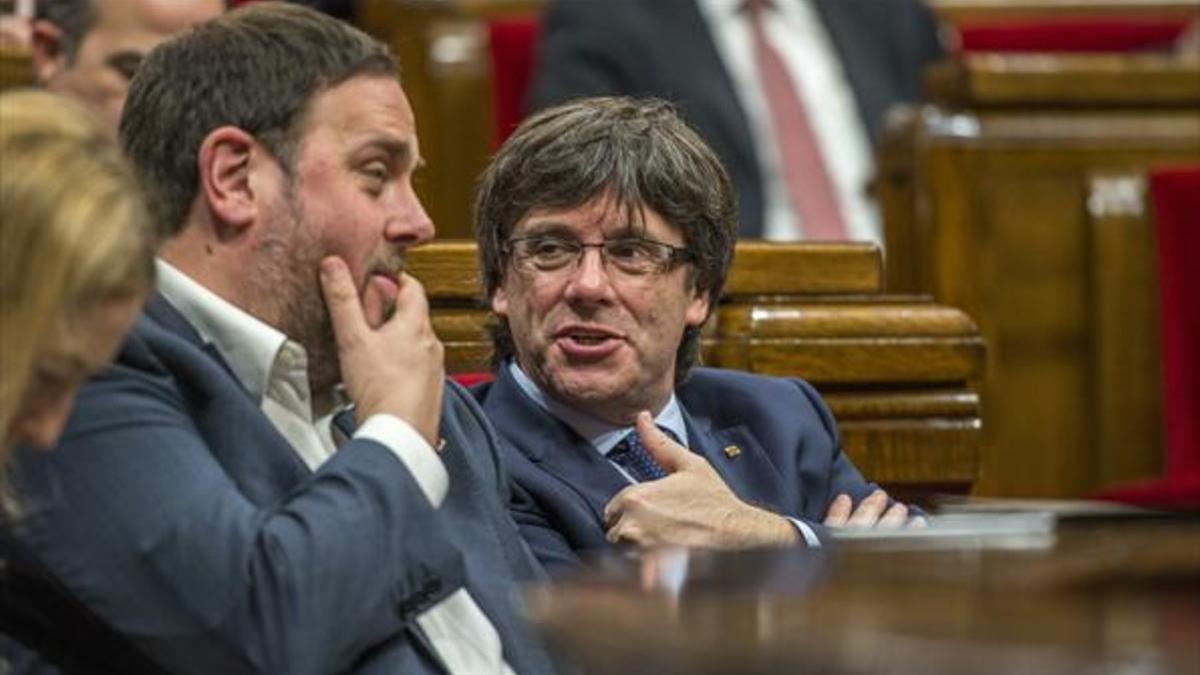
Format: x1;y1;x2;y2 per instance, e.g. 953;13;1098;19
879;54;1200;499
411;240;985;501
528;518;1200;674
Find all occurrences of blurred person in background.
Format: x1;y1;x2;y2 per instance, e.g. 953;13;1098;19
0;88;153;500
30;0;222;133
1;89;157;674
531;0;944;242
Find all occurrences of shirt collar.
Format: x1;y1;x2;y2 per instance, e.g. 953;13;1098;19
155;259;289;404
507;360;689;455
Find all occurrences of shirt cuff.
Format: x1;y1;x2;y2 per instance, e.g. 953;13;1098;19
787;517;822;548
355;414;448;507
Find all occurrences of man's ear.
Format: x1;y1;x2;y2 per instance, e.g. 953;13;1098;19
197;126;261;234
30;20;66;86
684;288;712;329
491;284;509;318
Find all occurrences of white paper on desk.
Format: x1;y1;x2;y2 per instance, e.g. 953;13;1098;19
830;512;1057;551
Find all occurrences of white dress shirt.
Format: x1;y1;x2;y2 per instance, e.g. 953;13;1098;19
509;361;821;546
697;0;881;243
155;261;516;675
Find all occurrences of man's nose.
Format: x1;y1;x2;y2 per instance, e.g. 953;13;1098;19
563;246;615;301
384;185;435;246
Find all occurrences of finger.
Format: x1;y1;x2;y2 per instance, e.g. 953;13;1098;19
635;411;690;473
846;490;889;528
823;493;853;526
908;515;928;529
361;272;390;328
877;502;909;529
391;272;431;319
320;257;367;342
603;487;633;528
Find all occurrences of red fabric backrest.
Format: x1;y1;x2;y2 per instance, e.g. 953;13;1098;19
450;372;496;388
1151;166;1200;479
956;18;1190;53
487;17;541;148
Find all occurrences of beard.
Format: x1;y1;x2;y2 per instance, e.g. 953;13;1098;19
247;188;407;405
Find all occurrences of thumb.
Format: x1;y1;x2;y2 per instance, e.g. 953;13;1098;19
320;256;367;345
635;411;689;473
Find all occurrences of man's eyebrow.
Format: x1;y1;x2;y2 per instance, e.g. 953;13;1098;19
357;137;418;169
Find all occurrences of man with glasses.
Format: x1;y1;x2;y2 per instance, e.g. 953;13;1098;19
472;96;916;574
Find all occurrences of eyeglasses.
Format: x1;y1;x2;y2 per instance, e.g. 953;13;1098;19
506;234;695;277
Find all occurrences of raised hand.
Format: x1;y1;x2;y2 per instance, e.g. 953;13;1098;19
319;256;444;446
603;412;799;549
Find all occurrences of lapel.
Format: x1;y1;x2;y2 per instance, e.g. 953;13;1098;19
142;292;311;500
670;0;760;188
484;367;632;525
809;0;883;139
144;293;244;391
680;400;792;516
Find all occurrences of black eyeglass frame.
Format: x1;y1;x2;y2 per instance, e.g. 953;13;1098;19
503;234;697;276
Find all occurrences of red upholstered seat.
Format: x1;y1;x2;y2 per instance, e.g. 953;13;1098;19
1096;166;1200;510
956;18;1190;53
487;17;541;148
451;372;496;388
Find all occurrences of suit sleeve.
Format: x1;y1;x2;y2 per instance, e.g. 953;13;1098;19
790;378;921;517
790;378;879;504
507;479;583;578
13;363;461;675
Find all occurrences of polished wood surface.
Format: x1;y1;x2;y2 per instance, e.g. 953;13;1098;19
529;518;1200;674
411;240;986;499
881;54;1200;499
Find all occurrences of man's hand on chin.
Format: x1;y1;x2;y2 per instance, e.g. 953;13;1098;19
603;412;800;550
319;255;444;447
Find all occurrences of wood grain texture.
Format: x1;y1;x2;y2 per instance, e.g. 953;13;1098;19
883;53;1196;498
926;55;1200;108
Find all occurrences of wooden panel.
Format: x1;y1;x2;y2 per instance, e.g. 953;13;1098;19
0;45;32;90
1087;174;1164;486
412;240;986;496
882;53;1197;498
724;242;881;296
358;0;548;239
926;55;1200;108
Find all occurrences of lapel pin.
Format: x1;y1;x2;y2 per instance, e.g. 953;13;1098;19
723;445;742;459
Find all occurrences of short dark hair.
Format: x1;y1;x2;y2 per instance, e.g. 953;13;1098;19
119;1;398;239
474;96;738;381
35;0;95;63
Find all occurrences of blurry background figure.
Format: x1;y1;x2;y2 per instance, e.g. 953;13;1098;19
0;0;33;49
0;89;154;513
29;0;223;133
530;0;944;242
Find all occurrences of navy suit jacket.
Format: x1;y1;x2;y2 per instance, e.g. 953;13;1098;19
4;295;551;675
530;0;944;238
474;366;880;574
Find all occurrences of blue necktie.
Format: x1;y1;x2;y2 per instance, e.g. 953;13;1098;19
609;430;669;482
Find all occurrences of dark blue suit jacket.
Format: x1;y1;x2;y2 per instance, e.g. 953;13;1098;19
5;296;551;675
474;365;880;574
531;0;944;238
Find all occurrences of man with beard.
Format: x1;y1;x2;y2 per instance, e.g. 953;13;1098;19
4;4;551;674
472;97;919;575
